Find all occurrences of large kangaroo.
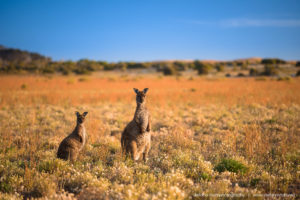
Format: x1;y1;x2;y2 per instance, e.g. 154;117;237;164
57;111;88;162
121;88;151;162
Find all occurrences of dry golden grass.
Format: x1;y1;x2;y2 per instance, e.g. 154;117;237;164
0;75;299;106
0;75;299;199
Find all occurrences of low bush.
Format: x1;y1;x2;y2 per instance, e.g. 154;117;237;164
249;68;259;76
214;159;248;174
277;76;291;81
162;65;178;76
194;61;212;75
255;77;267;81
261;65;279;76
215;64;225;72
237;73;245;77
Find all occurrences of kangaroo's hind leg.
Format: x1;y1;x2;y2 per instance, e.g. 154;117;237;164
143;142;151;163
130;141;141;161
69;149;79;162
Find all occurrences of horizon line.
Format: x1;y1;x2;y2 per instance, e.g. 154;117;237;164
1;45;299;63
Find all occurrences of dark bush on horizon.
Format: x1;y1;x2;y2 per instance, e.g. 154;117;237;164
162;64;178;76
237;72;245;77
128;62;150;69
194;60;212;75
1;45;296;76
249;68;259;76
261;58;286;65
261;65;279;76
215;64;225;72
173;61;188;71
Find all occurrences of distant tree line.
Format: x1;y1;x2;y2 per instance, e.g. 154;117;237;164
0;46;298;76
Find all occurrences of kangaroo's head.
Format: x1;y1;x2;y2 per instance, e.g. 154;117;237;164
133;88;149;105
75;111;88;124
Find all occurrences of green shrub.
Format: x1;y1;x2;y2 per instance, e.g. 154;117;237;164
162;65;178;76
62;171;101;194
241;63;248;70
61;69;71;75
115;62;127;71
38;159;68;174
103;63;115;71
194;60;212;75
277;76;291;81
172;152;213;182
237;73;245;77
214;159;248;174
173;61;187;71
249;68;259;76
42;67;55;74
261;58;286;65
29;175;56;198
127;62;147;69
0;176;15;193
215;64;225;72
78;77;89;82
0;162;24;193
255;77;267;81
262;65;279;76
250;178;261;187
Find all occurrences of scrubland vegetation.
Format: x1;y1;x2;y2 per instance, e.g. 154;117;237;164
1;46;299;79
0;75;299;199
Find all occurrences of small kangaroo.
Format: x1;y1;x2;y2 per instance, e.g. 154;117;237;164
57;111;88;162
121;88;151;162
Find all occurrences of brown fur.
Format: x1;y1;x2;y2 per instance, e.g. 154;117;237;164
57;111;88;162
121;88;151;162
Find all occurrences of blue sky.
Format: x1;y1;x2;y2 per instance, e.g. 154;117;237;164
0;0;300;61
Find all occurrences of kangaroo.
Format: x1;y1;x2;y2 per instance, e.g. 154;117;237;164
57;111;88;162
121;88;151;162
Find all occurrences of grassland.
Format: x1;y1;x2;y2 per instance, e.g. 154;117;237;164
0;74;299;199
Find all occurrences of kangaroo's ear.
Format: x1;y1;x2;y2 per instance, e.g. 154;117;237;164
143;88;149;94
75;111;80;117
83;112;88;117
133;88;139;94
